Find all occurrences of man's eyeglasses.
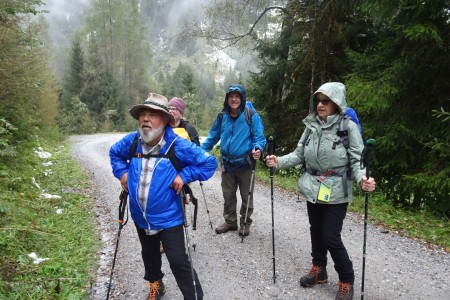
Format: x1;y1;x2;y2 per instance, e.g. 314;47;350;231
315;98;331;106
168;107;178;112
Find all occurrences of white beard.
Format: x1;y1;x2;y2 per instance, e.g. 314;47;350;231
139;124;164;144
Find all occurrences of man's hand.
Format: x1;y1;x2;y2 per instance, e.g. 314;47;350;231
252;148;261;160
171;174;185;194
120;173;128;192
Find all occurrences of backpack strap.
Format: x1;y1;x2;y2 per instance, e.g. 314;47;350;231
336;115;351;149
300;128;312;172
336;115;352;196
127;131;139;165
244;107;254;137
129;136;181;172
217;107;255;138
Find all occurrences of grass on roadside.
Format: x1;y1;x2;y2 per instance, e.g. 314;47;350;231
254;161;450;252
0;139;98;300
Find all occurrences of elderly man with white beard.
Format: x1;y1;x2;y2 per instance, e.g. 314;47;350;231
109;93;217;300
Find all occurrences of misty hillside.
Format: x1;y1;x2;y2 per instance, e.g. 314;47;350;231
43;0;260;88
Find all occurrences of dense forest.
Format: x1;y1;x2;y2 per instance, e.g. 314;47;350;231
1;0;449;219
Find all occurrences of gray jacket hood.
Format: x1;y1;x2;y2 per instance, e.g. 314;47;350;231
309;82;347;114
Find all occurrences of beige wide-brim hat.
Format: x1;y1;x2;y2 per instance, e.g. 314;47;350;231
129;93;175;123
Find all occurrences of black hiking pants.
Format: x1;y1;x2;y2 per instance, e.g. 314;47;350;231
135;223;203;300
306;201;355;284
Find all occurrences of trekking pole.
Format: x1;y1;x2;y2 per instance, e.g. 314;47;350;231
360;139;375;300
180;189;199;300
199;181;213;229
185;185;199;251
241;147;258;243
106;190;129;300
268;136;276;284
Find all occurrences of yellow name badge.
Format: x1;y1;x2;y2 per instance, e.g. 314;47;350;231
317;182;331;202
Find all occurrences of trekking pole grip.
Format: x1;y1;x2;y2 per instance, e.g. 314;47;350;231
118;190;128;228
268;136;274;155
251;147;258;170
268;136;274;175
364;139;376;178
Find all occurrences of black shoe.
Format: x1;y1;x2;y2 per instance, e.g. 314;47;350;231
148;279;166;300
299;265;328;287
335;282;353;300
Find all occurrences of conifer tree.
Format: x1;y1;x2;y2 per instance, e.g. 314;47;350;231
61;37;85;111
346;0;450;214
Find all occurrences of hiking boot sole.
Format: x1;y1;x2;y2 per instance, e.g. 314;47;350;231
300;279;328;288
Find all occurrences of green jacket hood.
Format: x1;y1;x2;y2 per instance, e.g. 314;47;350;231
309;82;347;114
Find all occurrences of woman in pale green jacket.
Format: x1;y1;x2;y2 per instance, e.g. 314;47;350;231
265;82;376;300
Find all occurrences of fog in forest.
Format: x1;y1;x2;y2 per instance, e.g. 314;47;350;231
41;0;257;83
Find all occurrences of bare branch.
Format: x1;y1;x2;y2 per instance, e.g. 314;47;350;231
216;6;286;44
180;5;286;50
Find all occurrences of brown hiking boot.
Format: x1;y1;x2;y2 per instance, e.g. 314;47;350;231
299;265;328;287
335;282;353;300
239;226;250;236
148;279;166;300
215;222;238;234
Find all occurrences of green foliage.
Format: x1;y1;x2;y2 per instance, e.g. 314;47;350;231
346;0;450;216
0;139;98;299
0;4;99;295
64;37;85;99
57;96;97;134
249;0;358;152
79;36;104;114
0;119;18;158
0;0;60;159
84;0;152;104
245;0;450;217
158;61;223;131
59;32;132;133
349;192;450;251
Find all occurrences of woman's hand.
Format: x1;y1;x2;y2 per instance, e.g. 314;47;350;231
361;176;376;192
265;155;277;168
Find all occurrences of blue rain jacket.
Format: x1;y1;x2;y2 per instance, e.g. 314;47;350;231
110;126;218;230
201;84;266;172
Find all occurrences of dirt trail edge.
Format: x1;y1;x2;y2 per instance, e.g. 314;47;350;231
70;133;450;300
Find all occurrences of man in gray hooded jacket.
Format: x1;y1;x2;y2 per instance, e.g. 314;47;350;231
265;82;376;300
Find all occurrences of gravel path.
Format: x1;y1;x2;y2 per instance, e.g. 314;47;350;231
70;133;450;300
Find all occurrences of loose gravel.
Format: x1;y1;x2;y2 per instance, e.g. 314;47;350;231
70;133;450;300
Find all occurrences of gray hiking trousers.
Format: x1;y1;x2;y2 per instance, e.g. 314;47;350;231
221;168;254;227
